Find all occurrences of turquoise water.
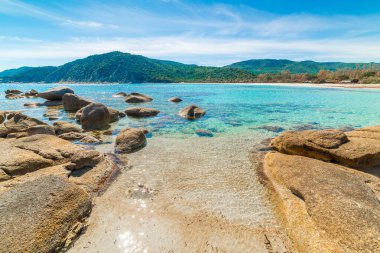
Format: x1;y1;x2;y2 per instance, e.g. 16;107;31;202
1;83;380;138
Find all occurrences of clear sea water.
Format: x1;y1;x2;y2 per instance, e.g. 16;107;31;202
1;83;380;138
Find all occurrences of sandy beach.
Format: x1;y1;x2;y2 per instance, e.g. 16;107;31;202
69;134;291;253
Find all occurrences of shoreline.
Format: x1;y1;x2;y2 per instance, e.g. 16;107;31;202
2;82;380;90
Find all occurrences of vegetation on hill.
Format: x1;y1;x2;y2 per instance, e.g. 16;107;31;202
1;52;379;84
227;59;380;74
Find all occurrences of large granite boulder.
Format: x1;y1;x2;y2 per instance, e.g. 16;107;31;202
125;107;160;118
3;113;46;135
80;103;110;130
115;128;146;153
124;93;153;103
62;93;92;112
0;134;82;177
27;125;55;136
263;152;380;253
38;86;74;101
178;105;206;120
108;108;120;123
53;121;82;135
0;175;92;253
271;128;380;170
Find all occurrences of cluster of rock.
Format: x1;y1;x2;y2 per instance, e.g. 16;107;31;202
0;133;124;252
260;127;380;252
5;89;38;99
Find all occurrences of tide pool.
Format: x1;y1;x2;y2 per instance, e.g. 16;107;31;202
1;83;380;138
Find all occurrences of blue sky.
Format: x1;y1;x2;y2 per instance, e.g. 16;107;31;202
1;0;380;70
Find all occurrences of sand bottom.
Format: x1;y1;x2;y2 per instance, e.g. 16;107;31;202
69;134;290;253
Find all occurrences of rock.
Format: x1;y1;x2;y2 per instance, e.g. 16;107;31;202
27;125;55;136
48;117;59;121
263;152;380;253
75;107;84;121
125;107;160;118
0;112;5;124
0;125;9;138
178;105;206;120
5;89;22;94
258;125;285;133
53;121;82;135
66;150;104;170
195;129;214;137
0;134;82;176
80;103;110;130
113;92;127;97
58;132;87;141
119;111;126;118
38;86;74;101
124;93;153;103
0;175;91;253
271;128;380;170
39;100;63;107
23;102;39;108
168;97;182;103
62;93;92;112
108;108;120;123
26;89;38;96
6;132;28;139
0;169;10;182
80;135;101;144
4;113;46;133
115;128;147;153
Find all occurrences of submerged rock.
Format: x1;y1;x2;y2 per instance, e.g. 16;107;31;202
113;92;127;97
125;107;160;118
168;97;182;103
195;129;214;137
178;105;206;120
38;86;74;101
0;175;92;253
108;108;121;123
115;128;147;154
258;125;285;133
124;93;153;103
62;93;92;112
80;103;110;130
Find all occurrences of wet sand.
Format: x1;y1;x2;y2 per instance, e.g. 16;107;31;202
69;134;290;253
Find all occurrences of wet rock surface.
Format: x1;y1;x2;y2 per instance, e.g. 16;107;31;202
38;86;74;101
179;105;206;120
125;107;160;118
124;92;153;103
80;103;110;130
115;128;147;153
168;97;182;103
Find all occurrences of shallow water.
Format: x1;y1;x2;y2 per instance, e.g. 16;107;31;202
2;83;380;138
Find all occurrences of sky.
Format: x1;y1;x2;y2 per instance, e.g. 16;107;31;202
1;0;380;70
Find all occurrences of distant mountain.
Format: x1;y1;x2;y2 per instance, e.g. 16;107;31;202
0;52;256;83
226;59;380;74
1;52;379;83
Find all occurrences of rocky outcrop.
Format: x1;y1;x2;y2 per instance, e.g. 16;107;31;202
262;152;380;253
124;92;153;103
115;128;146;153
58;131;87;141
38;86;74;101
66;150;104;171
125;107;160;118
261;126;380;253
27;125;55;136
62;93;92;112
271;128;380;170
168;97;182;103
53;121;82;135
178;105;206;120
0;175;92;253
0;112;5;124
2;113;46;136
80;103;110;130
0;134;82;176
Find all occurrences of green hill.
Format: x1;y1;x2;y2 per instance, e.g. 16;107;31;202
226;59;380;74
0;52;256;83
